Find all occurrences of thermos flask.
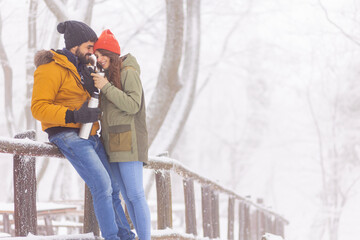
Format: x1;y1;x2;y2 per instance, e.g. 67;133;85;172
79;92;99;139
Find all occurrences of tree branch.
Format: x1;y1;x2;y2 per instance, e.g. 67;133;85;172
318;0;360;47
43;0;68;22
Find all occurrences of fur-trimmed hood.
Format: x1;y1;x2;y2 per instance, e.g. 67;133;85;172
34;50;54;68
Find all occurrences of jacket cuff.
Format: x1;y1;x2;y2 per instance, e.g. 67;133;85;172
65;110;75;123
101;82;112;94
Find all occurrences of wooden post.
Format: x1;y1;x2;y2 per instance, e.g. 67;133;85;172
155;170;172;229
265;214;272;234
183;178;197;235
44;215;54;235
244;203;251;240
278;220;284;238
239;201;245;240
253;208;261;239
84;184;99;236
271;217;277;235
227;197;235;240
13;130;37;236
211;191;220;238
257;199;265;237
201;185;212;238
3;213;11;234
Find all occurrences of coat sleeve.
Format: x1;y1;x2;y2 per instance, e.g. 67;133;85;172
101;69;142;114
31;65;68;124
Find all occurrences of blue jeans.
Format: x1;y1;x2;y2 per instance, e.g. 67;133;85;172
49;131;135;240
109;161;151;240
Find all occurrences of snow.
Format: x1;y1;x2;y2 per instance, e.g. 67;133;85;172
0;233;95;240
262;233;285;240
151;228;209;239
0;202;79;213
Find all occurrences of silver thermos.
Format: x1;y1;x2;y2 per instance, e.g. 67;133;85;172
79;91;99;139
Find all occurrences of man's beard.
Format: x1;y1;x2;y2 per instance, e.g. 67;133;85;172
75;48;91;64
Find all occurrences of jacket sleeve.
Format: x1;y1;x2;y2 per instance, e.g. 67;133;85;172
31;65;68;124
101;69;142;114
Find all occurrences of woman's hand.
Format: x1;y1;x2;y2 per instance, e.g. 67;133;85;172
91;73;109;90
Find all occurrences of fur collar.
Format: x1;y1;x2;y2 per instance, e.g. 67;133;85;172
34;50;54;68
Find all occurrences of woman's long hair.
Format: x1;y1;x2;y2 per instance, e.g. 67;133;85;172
96;49;122;90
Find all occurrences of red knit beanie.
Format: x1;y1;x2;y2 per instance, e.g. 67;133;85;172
94;29;120;55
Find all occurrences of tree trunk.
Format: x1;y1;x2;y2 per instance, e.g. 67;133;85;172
0;11;15;136
146;0;184;146
160;0;201;154
25;0;38;131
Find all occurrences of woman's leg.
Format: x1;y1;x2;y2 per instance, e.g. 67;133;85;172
95;139;135;240
111;161;151;240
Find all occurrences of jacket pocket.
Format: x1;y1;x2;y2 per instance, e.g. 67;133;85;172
108;125;132;152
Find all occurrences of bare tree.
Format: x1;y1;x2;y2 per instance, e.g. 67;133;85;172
25;0;38;131
0;10;15;136
161;0;201;154
146;0;184;146
43;0;95;25
307;78;360;240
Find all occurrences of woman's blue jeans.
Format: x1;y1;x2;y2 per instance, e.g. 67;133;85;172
109;161;151;240
49;131;135;240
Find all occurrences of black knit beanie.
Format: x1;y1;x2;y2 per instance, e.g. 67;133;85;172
57;20;98;50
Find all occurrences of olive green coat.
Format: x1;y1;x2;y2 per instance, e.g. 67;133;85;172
100;54;148;164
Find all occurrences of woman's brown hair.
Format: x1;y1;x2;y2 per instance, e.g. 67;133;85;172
96;49;122;90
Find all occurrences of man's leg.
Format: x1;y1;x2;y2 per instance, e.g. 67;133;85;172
49;131;119;240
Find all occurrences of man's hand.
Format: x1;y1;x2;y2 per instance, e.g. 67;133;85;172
73;101;101;123
80;65;98;94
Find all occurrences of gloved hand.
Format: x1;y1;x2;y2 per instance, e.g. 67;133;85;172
80;65;98;94
73;101;101;123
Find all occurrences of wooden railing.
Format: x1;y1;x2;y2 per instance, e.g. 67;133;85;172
0;130;288;239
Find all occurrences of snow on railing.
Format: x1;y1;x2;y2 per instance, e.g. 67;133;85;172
0;130;288;240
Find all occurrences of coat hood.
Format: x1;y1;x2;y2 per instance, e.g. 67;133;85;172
121;53;141;75
34;50;78;73
34;50;54;68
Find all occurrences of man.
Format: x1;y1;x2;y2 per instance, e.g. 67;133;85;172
31;20;135;240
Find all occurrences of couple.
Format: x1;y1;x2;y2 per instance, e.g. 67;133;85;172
31;21;150;240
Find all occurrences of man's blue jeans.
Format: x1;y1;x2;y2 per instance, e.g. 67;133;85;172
109;161;151;240
49;131;135;240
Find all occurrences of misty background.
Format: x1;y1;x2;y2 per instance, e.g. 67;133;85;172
0;0;360;240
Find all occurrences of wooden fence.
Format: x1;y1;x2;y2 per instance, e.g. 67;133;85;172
0;130;288;239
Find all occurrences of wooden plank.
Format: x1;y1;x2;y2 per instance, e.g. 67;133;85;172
183;178;197;235
227;197;235;240
83;184;99;236
201;185;212;238
13;130;37;236
155;170;172;229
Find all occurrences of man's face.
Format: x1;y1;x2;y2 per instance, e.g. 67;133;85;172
75;41;94;64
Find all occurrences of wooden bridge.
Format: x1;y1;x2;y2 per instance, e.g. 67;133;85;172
0;130;288;240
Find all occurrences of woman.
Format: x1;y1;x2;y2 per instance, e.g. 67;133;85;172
91;29;151;240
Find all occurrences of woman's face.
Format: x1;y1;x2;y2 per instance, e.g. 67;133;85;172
95;50;110;70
